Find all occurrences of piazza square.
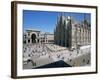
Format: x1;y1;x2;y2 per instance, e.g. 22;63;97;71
23;14;91;69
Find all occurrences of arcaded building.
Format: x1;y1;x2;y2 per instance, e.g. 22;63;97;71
23;29;54;44
54;15;91;49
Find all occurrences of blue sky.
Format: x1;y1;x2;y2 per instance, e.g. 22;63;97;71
23;10;91;33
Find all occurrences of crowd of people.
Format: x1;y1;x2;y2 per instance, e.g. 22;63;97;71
45;44;67;52
23;43;91;69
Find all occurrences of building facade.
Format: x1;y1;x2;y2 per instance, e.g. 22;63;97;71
23;29;54;44
54;15;91;49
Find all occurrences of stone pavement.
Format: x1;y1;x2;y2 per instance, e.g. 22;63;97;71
23;43;91;69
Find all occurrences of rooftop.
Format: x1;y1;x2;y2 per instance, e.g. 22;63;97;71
26;28;41;32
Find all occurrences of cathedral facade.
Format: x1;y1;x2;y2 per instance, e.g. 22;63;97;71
54;15;91;49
